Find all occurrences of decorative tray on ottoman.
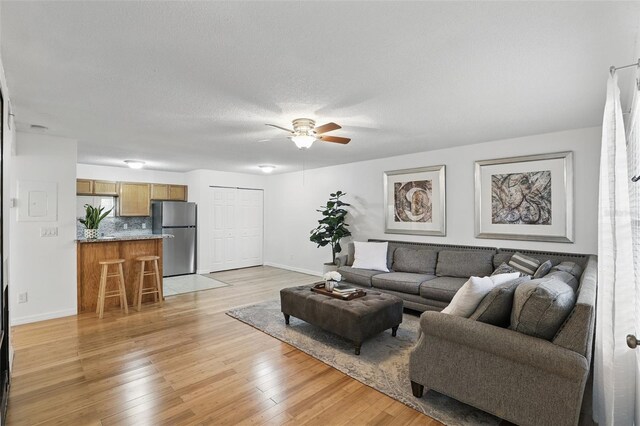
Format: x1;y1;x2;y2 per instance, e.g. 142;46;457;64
310;283;367;300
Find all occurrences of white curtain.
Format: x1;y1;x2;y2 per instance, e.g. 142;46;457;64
594;73;637;425
627;75;640;426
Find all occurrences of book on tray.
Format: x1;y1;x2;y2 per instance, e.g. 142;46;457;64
333;285;358;294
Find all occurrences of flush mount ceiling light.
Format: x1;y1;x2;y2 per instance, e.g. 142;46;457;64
124;160;145;169
265;118;351;149
258;165;276;173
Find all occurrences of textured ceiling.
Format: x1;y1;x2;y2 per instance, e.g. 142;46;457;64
2;1;639;174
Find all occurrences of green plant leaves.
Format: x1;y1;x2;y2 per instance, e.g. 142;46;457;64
78;203;113;229
309;191;352;264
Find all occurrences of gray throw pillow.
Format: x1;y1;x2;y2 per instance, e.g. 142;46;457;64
392;247;438;275
470;276;531;327
533;260;553;279
491;262;527;277
510;277;576;340
508;252;541;275
547;261;583;291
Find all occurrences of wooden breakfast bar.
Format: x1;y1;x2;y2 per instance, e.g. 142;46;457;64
76;235;172;313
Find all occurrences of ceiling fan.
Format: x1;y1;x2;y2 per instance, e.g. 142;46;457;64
265;118;351;149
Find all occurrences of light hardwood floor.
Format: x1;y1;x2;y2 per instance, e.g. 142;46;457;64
7;266;440;425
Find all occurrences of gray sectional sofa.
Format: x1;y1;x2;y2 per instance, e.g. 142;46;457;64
336;239;597;426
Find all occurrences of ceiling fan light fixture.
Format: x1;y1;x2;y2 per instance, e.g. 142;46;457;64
291;134;315;149
124;160;145;169
258;165;276;173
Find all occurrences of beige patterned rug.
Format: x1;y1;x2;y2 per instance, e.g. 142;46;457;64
227;299;500;426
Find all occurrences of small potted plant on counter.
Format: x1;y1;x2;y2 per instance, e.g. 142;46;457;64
310;191;351;273
78;204;112;239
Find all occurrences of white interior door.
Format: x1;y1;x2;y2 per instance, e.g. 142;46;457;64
208;187;263;272
237;189;263;268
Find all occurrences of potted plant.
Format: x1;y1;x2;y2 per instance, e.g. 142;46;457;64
78;204;112;239
310;191;351;273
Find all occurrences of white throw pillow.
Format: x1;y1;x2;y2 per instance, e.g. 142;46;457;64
351;241;389;272
441;272;520;318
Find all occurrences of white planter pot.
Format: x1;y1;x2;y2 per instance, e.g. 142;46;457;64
84;229;99;239
323;263;338;274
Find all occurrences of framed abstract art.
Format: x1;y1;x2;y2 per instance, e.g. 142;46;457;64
474;152;574;242
383;165;446;236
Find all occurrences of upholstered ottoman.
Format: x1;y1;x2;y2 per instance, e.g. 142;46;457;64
280;285;403;355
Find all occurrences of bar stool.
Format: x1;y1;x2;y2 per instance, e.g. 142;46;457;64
96;259;128;319
134;255;163;311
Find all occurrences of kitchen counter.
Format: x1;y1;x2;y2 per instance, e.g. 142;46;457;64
76;234;174;243
76;234;168;313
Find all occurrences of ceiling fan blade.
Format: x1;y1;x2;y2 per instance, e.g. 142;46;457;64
314;122;341;135
319;135;351;144
265;123;294;133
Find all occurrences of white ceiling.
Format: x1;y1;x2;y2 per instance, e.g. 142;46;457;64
2;1;639;174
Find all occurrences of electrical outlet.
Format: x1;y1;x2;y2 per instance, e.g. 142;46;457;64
40;227;58;237
142;223;146;229
123;224;128;230
18;292;27;303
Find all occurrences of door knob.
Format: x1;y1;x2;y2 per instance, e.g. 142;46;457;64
628;334;638;349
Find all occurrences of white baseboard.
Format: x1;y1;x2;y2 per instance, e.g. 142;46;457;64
11;308;77;326
263;262;323;277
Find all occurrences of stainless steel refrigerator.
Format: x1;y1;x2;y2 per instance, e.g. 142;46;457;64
152;201;197;277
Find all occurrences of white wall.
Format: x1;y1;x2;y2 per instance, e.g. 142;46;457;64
185;169;266;273
10;133;77;325
77;163;187;185
264;127;601;276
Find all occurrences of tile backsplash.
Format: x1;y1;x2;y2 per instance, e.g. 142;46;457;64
76;216;152;239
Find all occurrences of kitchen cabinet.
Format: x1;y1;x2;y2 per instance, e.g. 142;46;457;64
151;184;187;201
169;185;187;201
151;184;169;200
76;179;117;196
118;182;151;216
76;179;93;195
93;180;118;196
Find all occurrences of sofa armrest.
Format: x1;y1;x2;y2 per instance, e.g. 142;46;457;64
419;312;588;380
336;254;348;268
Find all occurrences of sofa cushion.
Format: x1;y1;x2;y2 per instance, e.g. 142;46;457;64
508;252;541;275
392;248;438;275
470;276;531;327
545;261;583;292
419;276;468;302
491;262;527;277
510;277;576;340
533;260;553;279
492;253;512;269
352;241;389;272
436;250;494;278
372;272;435;295
442;273;520;318
337;266;384;287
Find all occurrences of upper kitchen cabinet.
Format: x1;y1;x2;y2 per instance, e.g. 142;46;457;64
151;184;169;200
76;179;118;196
169;185;188;201
76;179;93;195
118;182;151;216
151;184;188;201
93;181;118;196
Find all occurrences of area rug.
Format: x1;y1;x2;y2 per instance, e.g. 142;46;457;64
227;299;500;426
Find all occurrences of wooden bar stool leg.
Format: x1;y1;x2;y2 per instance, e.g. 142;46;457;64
118;263;129;314
153;259;162;305
97;264;108;319
137;260;145;311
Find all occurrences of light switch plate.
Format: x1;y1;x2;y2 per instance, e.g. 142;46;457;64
40;227;58;237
